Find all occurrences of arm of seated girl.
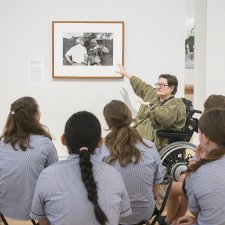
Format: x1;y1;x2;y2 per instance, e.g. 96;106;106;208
177;215;197;225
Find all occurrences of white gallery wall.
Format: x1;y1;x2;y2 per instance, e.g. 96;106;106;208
194;0;225;111
205;0;225;97
0;0;186;157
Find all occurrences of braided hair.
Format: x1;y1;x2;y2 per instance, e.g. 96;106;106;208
186;108;225;175
64;111;108;225
1;96;51;150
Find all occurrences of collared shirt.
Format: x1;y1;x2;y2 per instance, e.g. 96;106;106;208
66;44;87;63
30;154;131;225
95;140;163;224
185;156;225;225
0;135;58;220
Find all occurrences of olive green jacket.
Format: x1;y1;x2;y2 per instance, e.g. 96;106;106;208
130;76;187;150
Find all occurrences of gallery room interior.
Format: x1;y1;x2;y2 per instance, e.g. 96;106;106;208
0;0;224;154
1;0;224;158
1;0;225;224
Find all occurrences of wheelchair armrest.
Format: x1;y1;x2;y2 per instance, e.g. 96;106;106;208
157;130;188;138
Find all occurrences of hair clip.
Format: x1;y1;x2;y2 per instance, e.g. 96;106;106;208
79;147;88;152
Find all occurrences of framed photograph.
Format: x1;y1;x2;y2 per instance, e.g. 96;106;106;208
52;21;124;78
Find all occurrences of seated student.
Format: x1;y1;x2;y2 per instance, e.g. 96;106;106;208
98;100;163;225
160;94;225;225
116;64;186;150
177;108;225;225
203;94;225;112
0;96;58;221
30;111;131;225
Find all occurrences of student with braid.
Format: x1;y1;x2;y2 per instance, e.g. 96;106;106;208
97;100;163;225
30;111;131;225
0;96;58;221
176;108;225;225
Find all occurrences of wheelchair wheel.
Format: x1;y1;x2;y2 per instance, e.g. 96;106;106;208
159;141;196;198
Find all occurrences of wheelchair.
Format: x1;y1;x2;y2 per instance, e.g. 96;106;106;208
157;98;202;198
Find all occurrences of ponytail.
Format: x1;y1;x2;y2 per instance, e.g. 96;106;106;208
2;96;52;150
103;100;152;167
79;148;108;225
186;148;225;175
187;109;225;175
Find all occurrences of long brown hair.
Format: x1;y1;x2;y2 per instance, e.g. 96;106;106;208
185;108;225;175
1;96;52;150
103;100;148;167
203;94;225;112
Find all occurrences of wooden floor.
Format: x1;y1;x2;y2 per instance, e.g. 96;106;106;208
1;219;33;225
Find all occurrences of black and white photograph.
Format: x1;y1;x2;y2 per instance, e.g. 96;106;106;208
52;21;124;78
63;32;113;66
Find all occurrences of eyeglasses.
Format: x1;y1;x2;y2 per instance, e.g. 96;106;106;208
155;83;169;88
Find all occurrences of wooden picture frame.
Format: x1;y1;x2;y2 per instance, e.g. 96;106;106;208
52;21;124;78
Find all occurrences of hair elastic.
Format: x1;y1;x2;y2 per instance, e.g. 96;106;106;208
79;147;88;152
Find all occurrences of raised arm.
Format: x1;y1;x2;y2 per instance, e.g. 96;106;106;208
116;64;156;100
99;45;109;53
116;64;132;79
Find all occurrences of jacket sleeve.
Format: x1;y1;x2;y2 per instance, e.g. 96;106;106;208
130;76;157;100
149;100;186;129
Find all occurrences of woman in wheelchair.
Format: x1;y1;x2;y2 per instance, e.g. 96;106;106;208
97;100;163;225
116;64;186;150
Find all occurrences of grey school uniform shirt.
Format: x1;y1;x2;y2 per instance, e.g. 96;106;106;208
30;154;131;225
0;135;58;220
185;156;225;225
95;140;163;224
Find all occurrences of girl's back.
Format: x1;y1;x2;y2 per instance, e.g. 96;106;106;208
0;134;58;220
31;155;131;225
186;156;225;225
101;140;163;224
